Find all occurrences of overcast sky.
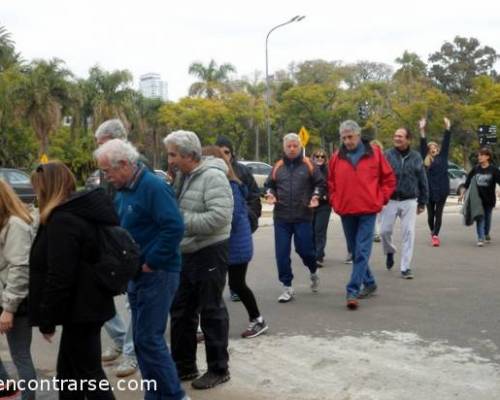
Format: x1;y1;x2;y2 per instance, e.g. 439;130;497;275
3;0;500;100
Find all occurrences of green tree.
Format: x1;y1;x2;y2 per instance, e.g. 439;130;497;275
394;51;427;84
188;60;236;98
0;25;20;71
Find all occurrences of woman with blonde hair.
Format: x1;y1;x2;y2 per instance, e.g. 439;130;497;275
202;146;268;338
29;161;118;399
0;180;37;399
419;117;451;247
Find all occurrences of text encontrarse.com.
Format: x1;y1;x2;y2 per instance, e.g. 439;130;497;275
1;378;157;392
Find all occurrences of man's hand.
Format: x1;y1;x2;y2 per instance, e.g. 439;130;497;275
458;193;464;204
142;264;153;273
444;117;451;130
0;311;14;334
265;193;277;205
417;205;425;215
419;118;427;135
309;196;319;208
43;332;55;343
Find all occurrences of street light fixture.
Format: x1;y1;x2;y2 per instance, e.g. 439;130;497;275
265;15;306;164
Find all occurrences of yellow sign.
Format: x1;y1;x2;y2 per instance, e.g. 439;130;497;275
298;126;310;147
40;154;49;164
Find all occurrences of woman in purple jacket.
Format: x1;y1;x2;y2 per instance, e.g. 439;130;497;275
202;146;268;339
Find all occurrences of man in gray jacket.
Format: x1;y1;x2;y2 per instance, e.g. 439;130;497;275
164;130;233;391
381;127;429;279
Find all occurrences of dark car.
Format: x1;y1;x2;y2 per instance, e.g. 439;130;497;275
0;168;36;203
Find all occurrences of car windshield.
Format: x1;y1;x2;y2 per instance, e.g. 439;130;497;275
7;170;31;184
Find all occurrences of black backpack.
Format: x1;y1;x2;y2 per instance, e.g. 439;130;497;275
91;225;141;296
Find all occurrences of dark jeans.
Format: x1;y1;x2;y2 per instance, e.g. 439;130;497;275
57;323;114;400
228;263;260;321
128;269;185;400
476;206;493;240
0;316;36;400
313;204;331;260
341;214;377;298
171;241;229;375
427;199;447;235
274;220;317;287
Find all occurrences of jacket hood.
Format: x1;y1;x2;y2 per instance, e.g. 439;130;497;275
54;188;119;225
194;156;229;176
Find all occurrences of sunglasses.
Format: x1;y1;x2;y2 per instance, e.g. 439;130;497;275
315;154;326;159
222;150;231;155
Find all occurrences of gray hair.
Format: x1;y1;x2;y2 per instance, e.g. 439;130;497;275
283;133;301;146
163;130;202;161
339;120;361;136
95;119;128;141
94;138;139;167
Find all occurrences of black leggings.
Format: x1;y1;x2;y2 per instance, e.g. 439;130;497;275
427;199;447;235
228;263;261;321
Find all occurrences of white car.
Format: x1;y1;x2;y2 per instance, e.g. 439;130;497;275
238;161;273;193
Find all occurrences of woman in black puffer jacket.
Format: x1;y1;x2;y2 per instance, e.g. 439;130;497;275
29;161;116;399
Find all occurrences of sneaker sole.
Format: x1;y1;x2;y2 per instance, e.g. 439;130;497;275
402;275;414;279
242;325;269;339
278;297;294;303
179;372;200;381
192;374;230;390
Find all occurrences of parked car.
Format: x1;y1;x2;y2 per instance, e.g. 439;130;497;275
238;161;273;193
448;169;466;195
85;169;170;189
448;161;466;174
0;168;36;203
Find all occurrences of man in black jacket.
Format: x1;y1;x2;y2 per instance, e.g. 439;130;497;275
264;133;325;303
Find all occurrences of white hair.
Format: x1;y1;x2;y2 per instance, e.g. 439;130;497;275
95;119;128;141
94;139;139;167
283;133;301;147
163;130;202;161
339;120;361;136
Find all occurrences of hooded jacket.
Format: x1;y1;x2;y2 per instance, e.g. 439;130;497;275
29;189;118;333
173;156;234;254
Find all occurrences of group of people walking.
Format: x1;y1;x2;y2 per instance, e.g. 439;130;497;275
0;116;498;400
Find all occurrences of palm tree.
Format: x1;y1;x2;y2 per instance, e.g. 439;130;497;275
188;60;236;98
0;25;20;72
21;58;73;156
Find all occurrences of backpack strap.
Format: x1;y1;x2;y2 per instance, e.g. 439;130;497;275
271;159;285;181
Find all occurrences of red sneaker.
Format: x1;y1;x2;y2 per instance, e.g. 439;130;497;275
431;235;440;247
346;298;359;310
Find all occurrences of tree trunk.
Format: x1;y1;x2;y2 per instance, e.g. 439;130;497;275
255;125;259;160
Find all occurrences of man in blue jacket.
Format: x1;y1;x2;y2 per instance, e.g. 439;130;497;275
95;139;188;400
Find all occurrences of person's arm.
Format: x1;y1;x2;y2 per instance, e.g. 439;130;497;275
416;154;429;210
309;165;325;206
459;168;476;202
183;170;234;236
440;117;452;161
264;168;277;204
419;117;428;159
327;155;337;208
238;163;262;219
143;181;185;270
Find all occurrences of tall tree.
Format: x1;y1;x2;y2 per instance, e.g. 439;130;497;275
0;25;20;71
394;51;427;84
188;60;236;98
428;36;498;100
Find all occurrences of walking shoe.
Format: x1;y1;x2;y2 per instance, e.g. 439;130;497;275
344;253;353;264
316;258;324;268
431;235;440;247
115;357;138;378
485;234;491;243
477;240;484;247
179;369;199;381
191;370;230;390
102;346;122;362
230;290;241;302
346;297;359;310
278;286;295;303
373;234;381;242
310;273;320;293
401;269;414;279
386;253;394;270
241;318;269;338
358;284;377;299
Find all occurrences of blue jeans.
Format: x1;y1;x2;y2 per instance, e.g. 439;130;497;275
128;269;185;400
341;214;377;298
103;298;135;358
274;220;317;287
476;206;493;240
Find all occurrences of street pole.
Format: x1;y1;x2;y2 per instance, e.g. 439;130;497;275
265;15;305;164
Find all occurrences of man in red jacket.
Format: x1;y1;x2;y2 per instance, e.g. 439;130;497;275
328;120;396;310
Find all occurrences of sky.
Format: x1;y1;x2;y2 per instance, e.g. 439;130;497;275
3;0;500;100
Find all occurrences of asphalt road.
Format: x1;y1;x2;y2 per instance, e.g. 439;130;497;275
2;204;500;399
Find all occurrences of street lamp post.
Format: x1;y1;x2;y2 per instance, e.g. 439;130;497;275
265;15;305;164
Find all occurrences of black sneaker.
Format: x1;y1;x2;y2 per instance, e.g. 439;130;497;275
178;368;199;381
386;253;394;270
191;370;230;390
316;258;324;268
401;269;414;279
485;234;491;243
358;284;378;299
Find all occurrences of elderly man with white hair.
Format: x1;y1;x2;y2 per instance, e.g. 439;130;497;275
264;133;325;303
164;130;233;391
94;139;188;400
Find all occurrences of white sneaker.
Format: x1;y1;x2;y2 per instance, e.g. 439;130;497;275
102;346;122;362
310;273;320;293
344;253;353;264
477;240;484;247
115;357;138;378
278;286;295;303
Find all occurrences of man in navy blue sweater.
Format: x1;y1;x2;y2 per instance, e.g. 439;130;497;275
95;139;189;400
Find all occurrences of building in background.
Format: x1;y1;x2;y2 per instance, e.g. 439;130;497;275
139;73;168;101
